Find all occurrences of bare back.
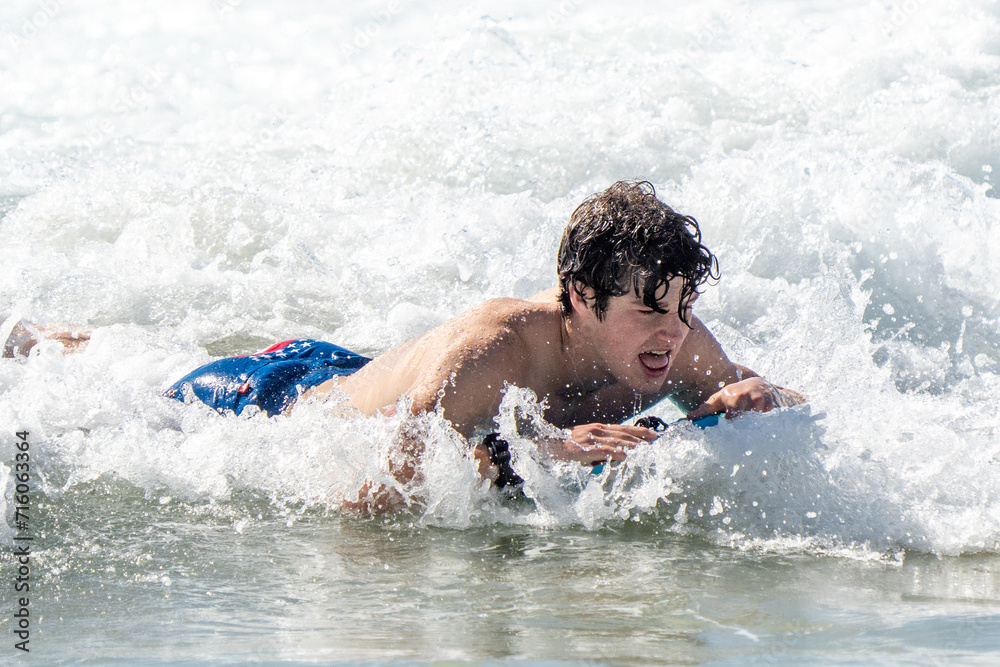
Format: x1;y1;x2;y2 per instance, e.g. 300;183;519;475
332;298;569;435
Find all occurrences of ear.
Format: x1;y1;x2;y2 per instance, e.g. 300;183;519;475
568;282;595;316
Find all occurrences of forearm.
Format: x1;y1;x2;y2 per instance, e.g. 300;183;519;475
340;423;425;514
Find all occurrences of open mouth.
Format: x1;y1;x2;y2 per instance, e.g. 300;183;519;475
638;350;671;373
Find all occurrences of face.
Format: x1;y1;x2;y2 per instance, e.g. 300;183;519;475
570;282;693;394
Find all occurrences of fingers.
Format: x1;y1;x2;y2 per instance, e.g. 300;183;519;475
341;481;410;515
582;425;658;444
576;443;629;463
688;378;791;420
740;382;783;413
561;423;661;464
619;425;660;441
722;390;757;416
687;393;724;420
566;439;632;463
776;387;808;407
570;424;657;447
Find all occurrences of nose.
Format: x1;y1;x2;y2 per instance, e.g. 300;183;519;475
657;311;686;341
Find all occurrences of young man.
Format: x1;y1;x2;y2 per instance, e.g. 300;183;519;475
307;180;803;508
9;181;803;510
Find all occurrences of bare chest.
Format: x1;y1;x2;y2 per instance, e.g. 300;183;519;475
540;386;640;429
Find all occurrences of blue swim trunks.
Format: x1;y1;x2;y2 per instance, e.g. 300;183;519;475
163;339;371;416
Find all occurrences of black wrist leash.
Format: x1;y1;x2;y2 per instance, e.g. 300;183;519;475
634;415;668;431
483;433;524;489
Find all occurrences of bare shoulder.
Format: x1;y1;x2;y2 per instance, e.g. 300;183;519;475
406;297;561;432
427;297;558;379
339;296;561;434
463;295;554;321
526;286;560;303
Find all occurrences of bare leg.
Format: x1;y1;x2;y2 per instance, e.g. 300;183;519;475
2;319;91;358
35;324;91;354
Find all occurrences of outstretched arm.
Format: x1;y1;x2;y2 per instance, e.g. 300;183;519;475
667;316;805;419
686;364;806;419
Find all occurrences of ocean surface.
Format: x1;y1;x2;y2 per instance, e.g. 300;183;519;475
2;0;999;663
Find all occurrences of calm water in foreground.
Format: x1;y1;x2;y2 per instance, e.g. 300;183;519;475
21;478;1000;664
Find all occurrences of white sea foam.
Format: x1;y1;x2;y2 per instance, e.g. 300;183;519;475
1;0;999;559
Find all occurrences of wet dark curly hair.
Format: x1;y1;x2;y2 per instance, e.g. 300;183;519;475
557;180;719;325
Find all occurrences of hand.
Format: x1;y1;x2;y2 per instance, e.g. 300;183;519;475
687;378;805;420
341;481;410;515
473;442;499;483
545;423;659;465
